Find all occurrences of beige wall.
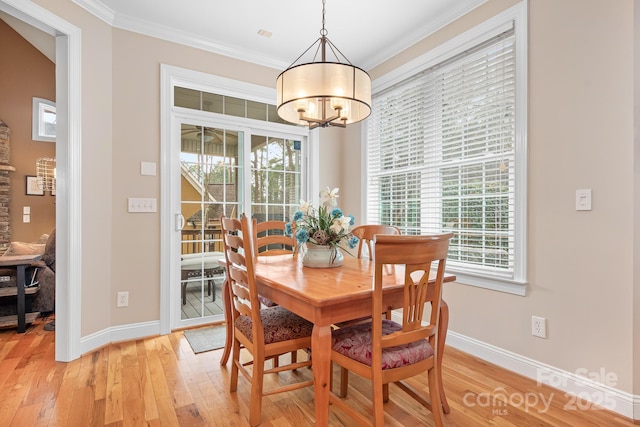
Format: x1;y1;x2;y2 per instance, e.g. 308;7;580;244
0;19;56;243
634;0;640;407
109;30;279;328
30;0;116;335
339;0;637;396
26;0;638;402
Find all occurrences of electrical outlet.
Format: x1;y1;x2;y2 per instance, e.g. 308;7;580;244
0;275;10;282
532;315;546;338
117;291;129;307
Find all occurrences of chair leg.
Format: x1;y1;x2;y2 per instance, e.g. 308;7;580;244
339;367;349;397
249;356;265;427
181;283;186;305
428;367;444;427
372;375;385;426
208;279;216;301
230;338;241;392
383;383;389;402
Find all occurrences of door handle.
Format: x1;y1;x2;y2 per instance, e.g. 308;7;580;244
176;214;185;231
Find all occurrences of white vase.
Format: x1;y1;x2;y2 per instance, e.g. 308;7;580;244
302;242;343;268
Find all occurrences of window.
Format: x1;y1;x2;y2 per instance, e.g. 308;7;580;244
174;86;304;224
174;87;287;124
366;4;527;294
32;97;56;142
250;136;302;223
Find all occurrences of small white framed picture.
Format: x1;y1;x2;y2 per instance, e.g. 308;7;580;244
26;176;44;196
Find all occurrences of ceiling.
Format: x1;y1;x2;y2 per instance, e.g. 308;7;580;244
74;0;487;71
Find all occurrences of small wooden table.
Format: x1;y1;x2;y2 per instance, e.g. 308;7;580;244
221;254;455;426
0;254;41;333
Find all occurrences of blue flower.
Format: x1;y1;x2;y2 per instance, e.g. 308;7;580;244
331;208;343;218
295;228;309;244
348;236;359;249
285;222;292;236
293;210;304;221
348;215;355;226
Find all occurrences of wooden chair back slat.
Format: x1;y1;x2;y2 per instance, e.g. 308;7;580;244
350;224;401;259
372;234;452;349
253;218;296;258
221;216;262;335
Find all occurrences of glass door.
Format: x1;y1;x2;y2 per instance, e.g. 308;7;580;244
179;122;243;323
250;134;302;225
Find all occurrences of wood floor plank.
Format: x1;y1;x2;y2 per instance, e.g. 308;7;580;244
139;347;160;423
10;401;43;427
0;316;637;426
66;385;95;427
104;343;123;424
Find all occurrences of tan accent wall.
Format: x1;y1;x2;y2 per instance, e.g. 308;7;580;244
0;19;56;243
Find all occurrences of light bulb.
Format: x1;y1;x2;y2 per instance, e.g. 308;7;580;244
339;101;351;120
295;99;308;113
330;97;345;111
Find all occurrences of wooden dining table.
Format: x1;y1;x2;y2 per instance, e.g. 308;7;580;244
219;254;455;426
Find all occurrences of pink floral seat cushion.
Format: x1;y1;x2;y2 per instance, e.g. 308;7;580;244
332;319;434;369
258;295;278;307
235;305;313;344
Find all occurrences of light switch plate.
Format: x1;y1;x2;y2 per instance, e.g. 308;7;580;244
141;162;156;176
128;197;157;213
23;206;30;214
575;189;592;211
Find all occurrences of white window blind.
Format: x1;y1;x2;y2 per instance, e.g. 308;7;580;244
367;27;521;283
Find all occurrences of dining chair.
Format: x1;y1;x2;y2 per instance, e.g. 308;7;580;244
251;218;295;308
344;224;401;323
253;218;297;259
221;214;314;427
350;224;401;260
329;233;453;427
252;217;301;367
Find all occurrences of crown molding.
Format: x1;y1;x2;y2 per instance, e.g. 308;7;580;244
361;0;488;70
73;0;488;72
72;0;115;25
73;0;287;70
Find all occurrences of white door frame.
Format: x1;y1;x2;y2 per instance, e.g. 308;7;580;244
171;114;250;330
0;0;83;361
160;65;312;333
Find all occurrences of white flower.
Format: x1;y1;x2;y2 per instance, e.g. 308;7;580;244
299;199;311;214
332;216;351;233
320;187;339;207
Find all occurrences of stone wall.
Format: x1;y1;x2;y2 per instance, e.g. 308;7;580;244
0;121;14;253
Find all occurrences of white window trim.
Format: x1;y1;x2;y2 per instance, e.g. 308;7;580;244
364;1;528;296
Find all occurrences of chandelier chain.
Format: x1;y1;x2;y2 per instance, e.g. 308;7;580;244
320;0;327;37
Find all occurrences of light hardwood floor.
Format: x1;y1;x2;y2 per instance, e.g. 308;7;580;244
0;315;636;426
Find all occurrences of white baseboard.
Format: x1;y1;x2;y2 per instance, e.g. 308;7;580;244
446;330;639;421
79;320;161;355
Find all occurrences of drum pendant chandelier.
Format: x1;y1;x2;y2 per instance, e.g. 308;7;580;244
276;0;371;129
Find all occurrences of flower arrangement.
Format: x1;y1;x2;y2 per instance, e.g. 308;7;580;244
286;187;359;253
